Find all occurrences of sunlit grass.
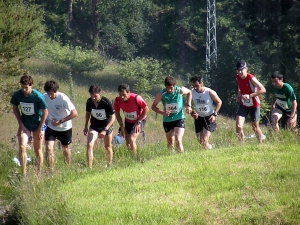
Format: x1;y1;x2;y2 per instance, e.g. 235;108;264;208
1;58;300;224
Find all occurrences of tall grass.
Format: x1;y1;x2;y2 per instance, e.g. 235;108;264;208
1;58;300;224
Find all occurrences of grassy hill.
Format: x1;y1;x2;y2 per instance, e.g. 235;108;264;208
1;58;300;225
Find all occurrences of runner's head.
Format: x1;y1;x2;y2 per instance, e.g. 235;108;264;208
236;60;248;78
117;84;130;102
190;76;204;92
271;71;284;89
88;85;101;101
20;74;33;96
164;76;176;94
44;80;59;99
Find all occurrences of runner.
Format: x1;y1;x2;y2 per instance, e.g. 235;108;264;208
83;85;115;168
270;71;297;131
113;84;149;154
190;76;222;149
151;76;192;152
43;80;78;173
235;60;266;143
10;74;48;176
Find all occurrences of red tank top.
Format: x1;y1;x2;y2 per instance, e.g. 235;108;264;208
236;73;260;107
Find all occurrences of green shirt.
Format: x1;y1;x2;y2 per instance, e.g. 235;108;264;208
161;86;185;122
10;89;48;131
270;83;296;112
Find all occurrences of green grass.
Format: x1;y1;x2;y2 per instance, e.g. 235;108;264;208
1;58;300;224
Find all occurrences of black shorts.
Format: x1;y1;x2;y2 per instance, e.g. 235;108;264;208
45;127;72;146
124;120;146;134
163;119;185;133
89;125;114;135
277;109;297;128
237;105;260;122
194;115;217;133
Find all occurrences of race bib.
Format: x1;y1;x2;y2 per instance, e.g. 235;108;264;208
20;102;34;115
166;103;179;113
124;111;137;120
195;104;211;115
276;99;288;110
91;109;107;120
242;98;253;107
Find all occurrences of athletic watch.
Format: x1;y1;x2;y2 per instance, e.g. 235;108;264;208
137;120;142;125
59;119;63;124
213;112;218;117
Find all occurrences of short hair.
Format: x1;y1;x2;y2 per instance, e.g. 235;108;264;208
164;76;176;86
20;74;33;86
271;71;283;79
190;76;203;83
117;84;130;92
44;80;59;92
88;85;101;94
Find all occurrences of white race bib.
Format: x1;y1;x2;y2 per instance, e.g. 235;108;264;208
242;98;253;107
91;109;107;120
195;104;211;115
20;102;34;115
124;111;137;120
276;99;288;110
166;103;179;113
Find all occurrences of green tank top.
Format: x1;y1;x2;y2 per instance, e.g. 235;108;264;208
161;86;185;122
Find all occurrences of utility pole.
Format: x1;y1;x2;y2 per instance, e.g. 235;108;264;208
206;0;217;83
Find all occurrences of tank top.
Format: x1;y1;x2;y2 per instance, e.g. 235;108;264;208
236;73;260;107
192;87;214;117
161;86;184;122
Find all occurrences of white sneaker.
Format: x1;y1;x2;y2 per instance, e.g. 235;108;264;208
208;144;212;149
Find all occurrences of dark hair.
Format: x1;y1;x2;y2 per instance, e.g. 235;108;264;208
117;84;130;92
44;80;59;92
88;85;101;94
20;74;33;86
164;76;176;86
271;71;283;79
190;76;203;83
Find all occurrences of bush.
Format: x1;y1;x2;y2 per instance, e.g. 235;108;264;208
34;39;105;74
117;57;173;95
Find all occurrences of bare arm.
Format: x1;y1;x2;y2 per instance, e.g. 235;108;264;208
115;111;124;128
105;113;116;130
209;90;222;114
39;109;48;131
138;106;149;121
290;100;297;119
250;77;266;97
151;92;166;115
180;86;192;114
12;105;23;126
63;108;78;122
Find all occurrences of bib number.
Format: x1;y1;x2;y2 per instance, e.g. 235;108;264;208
20;102;34;115
242;98;253;107
276;99;288;110
91;109;107;120
166;103;179;113
196;104;210;115
124;111;137;120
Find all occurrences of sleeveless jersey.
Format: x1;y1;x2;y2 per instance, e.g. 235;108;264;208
192;87;214;117
161;86;184;122
236;73;260;107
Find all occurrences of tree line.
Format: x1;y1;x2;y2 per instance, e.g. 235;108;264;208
1;0;300;118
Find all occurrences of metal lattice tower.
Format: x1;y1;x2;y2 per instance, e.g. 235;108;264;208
206;0;217;81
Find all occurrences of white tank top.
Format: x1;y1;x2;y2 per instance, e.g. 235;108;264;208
192;87;214;117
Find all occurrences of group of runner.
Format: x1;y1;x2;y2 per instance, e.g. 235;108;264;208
10;60;297;176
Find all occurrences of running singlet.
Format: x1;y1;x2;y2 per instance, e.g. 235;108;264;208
270;83;296;112
192;87;214;117
161;86;184;122
236;73;260;107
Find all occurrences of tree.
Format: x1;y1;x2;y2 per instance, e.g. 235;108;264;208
0;0;44;114
0;0;45;76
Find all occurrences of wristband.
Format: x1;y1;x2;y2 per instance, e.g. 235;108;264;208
137;120;142;125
